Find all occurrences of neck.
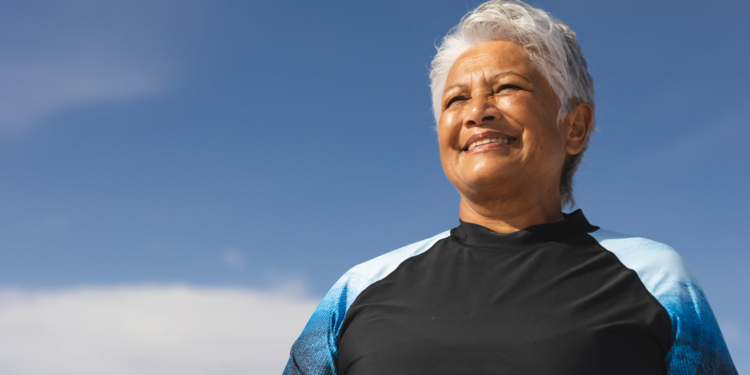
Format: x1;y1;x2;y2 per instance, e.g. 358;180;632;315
458;190;565;234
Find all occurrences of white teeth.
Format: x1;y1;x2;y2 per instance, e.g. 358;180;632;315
468;137;512;150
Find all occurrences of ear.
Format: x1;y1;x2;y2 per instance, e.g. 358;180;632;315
563;103;593;155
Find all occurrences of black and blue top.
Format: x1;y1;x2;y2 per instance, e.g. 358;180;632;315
283;210;737;374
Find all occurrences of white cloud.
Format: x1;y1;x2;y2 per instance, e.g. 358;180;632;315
0;285;319;375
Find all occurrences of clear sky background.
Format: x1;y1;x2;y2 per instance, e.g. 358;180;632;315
0;0;748;374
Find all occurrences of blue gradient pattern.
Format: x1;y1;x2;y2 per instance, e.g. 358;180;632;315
591;229;737;375
283;231;451;375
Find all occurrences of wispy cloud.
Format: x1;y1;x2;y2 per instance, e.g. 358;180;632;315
0;285;318;375
0;57;171;135
719;318;745;346
221;247;246;270
0;3;179;135
652;96;750;165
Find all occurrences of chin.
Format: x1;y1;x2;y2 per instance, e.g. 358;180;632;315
462;168;516;190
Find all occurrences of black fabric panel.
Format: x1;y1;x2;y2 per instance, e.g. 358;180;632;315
337;213;671;375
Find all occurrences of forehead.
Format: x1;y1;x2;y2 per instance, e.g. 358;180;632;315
445;40;536;85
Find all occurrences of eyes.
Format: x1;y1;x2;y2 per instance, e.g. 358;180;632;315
444;84;522;109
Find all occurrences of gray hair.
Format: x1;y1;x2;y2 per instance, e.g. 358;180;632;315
429;0;595;208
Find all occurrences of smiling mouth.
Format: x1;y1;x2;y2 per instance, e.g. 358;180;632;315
464;137;517;152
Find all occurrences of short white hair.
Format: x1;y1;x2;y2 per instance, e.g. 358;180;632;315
428;0;596;207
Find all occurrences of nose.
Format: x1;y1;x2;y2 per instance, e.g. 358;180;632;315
464;96;501;127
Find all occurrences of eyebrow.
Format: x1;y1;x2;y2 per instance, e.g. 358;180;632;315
443;71;533;93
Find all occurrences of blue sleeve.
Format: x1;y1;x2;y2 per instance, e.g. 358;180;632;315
282;272;367;375
591;229;737;375
660;276;736;374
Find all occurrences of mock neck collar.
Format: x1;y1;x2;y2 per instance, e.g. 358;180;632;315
451;209;599;247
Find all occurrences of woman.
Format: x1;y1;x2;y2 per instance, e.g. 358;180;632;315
284;1;737;374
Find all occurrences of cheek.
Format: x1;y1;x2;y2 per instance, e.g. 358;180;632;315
437;114;461;150
437;116;462;181
437;131;457;171
498;95;539;122
499;97;560;146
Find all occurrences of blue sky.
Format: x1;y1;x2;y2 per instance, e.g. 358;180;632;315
0;0;748;373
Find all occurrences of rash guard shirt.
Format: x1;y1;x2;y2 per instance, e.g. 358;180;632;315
283;210;737;375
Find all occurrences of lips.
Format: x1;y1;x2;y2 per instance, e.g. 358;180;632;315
463;131;517;152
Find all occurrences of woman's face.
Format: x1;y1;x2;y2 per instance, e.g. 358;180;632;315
438;40;570;203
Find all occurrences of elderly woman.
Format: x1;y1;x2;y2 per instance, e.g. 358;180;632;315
283;1;736;374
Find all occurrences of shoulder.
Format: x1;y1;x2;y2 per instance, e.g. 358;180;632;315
325;228;452;306
588;228;698;298
344;230;452;287
316;230;451;316
316;229;452;322
283;230;452;375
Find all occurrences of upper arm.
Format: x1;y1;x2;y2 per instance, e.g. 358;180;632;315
283;273;367;375
661;277;736;375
